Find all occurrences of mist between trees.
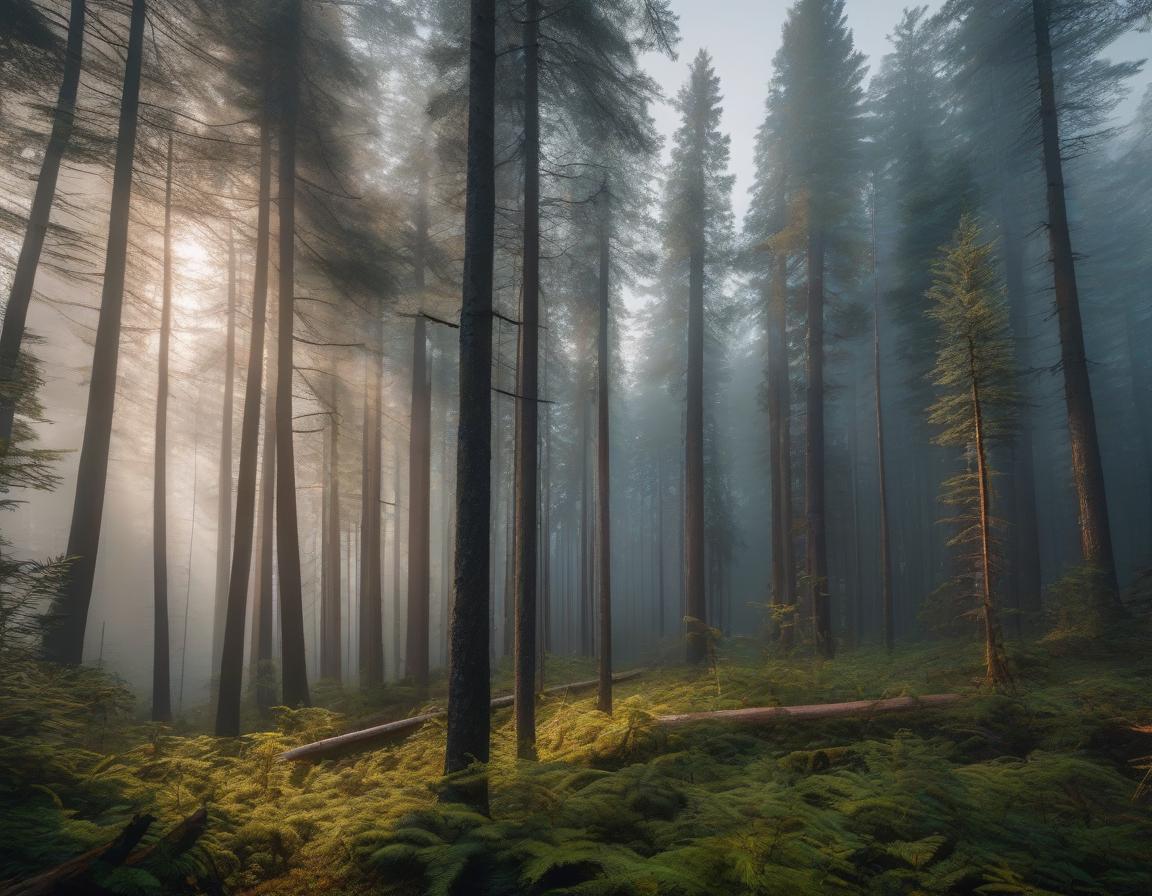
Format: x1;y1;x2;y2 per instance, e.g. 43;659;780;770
0;0;1150;810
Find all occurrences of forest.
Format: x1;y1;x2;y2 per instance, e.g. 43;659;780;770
1;0;1151;893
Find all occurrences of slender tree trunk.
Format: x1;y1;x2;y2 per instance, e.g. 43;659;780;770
407;317;431;687
275;0;309;707
513;0;541;758
685;190;706;666
359;326;384;686
579;389;592;656
657;458;665;637
806;226;833;657
999;189;1043;624
216;106;272;737
320;385;342;681
152;137;174;723
44;0;146;665
971;372;1009;688
0;0;86;451
872;199;894;652
253;281;278;714
212;228;238;674
392;444;403;678
540;322;552;678
1031;0;1119;604
595;183;613;713
766;246;792;646
444;0;496;811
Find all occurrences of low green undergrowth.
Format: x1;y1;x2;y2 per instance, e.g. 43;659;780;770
2;637;1150;895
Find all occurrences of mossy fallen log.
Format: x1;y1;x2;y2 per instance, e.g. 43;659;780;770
655;693;963;729
277;670;644;763
0;809;208;896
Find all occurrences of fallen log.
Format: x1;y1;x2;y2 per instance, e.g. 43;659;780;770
0;813;154;896
655;693;963;729
0;809;210;896
278;669;644;763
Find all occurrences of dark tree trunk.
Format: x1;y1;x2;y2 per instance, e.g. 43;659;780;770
539;324;552;684
216;105;272;737
999;188;1043;624
407;317;431;688
392;445;403;679
766;246;793;648
359;327;384;687
972;377;1009;688
684;179;706;666
211;227;238;674
657;459;665;637
444;0;496;811
253;276;278;714
0;0;86;451
1031;0;1119;605
152;136;174;723
44;0;146;665
872;199;894;652
320;385;342;681
514;0;541;758
275;0;310;707
579;390;592;656
595;184;612;714
807;226;833;657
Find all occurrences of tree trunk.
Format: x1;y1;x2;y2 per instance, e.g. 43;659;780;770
359;327;384;687
514;0;541;758
999;188;1043;625
253;271;278;714
971;370;1009;688
657;458;665;637
872;199;894;652
444;0;496;811
211;228;238;674
392;443;403;678
0;0;86;452
407;317;431;688
275;0;309;707
1031;0;1119;605
684;180;706;666
216;104;272;737
576;389;590;656
44;0;147;665
152;137;174;723
806;226;833;657
539;322;552;684
320;384;342;681
595;183;613;714
766;245;793;647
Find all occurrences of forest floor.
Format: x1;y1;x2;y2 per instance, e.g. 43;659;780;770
2;632;1152;895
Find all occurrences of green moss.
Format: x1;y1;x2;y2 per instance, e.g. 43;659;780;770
2;638;1151;894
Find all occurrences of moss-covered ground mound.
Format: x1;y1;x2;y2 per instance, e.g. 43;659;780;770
2;637;1151;895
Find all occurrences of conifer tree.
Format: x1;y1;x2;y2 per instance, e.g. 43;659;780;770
151;136;174;724
43;0;148;666
661;50;733;665
768;0;865;657
0;0;84;454
928;215;1016;689
444;0;497;812
1030;0;1121;607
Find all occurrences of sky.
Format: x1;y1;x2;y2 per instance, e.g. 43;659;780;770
643;0;1152;225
